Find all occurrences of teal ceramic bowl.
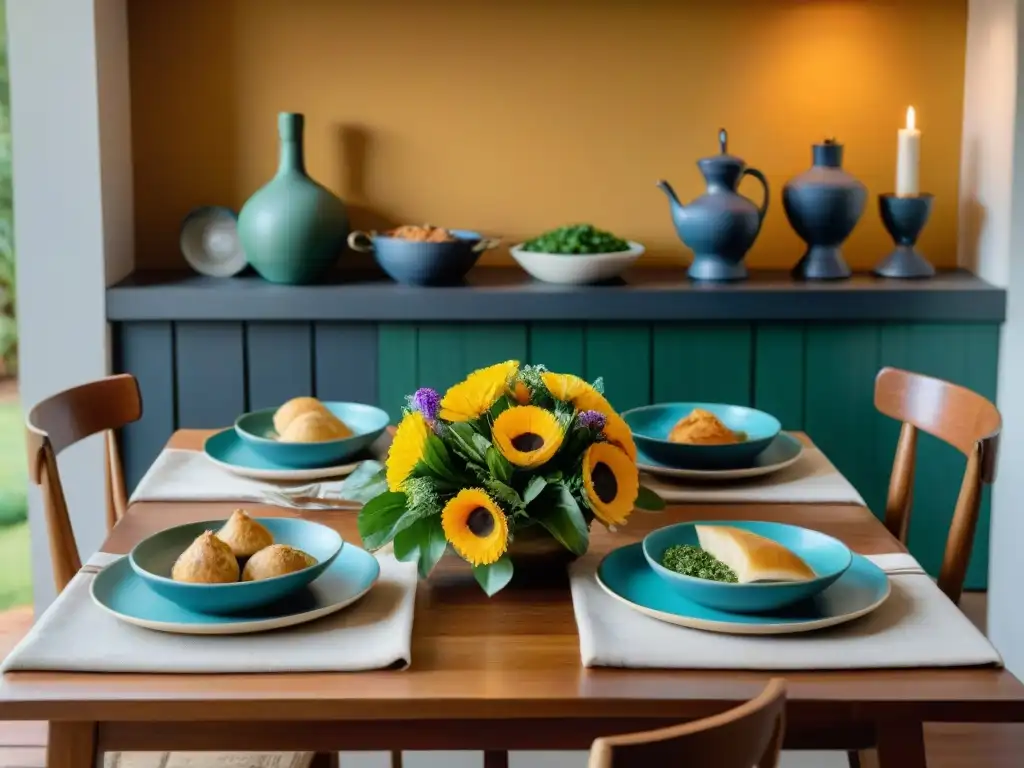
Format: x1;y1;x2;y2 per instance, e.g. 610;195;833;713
129;518;344;615
622;402;781;469
234;402;389;469
642;521;853;614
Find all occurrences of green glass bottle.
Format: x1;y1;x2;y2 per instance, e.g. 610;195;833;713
238;112;349;284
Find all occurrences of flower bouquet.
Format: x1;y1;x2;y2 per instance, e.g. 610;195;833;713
355;361;664;595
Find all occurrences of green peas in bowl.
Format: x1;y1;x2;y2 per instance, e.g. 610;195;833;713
511;224;643;284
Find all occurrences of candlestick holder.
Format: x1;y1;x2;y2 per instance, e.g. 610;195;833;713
873;193;936;279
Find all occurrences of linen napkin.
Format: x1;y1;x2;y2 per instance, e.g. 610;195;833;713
129;449;383;504
2;551;418;674
642;447;865;505
569;552;1001;670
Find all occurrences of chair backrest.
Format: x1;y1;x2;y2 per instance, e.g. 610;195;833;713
587;679;786;768
874;366;1001;603
25;374;142;592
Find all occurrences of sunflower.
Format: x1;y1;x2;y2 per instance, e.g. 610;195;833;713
439;360;520;422
441;488;509;566
492;405;564;467
603;412;638;462
540;372;636;460
582;442;639;526
386;411;430;491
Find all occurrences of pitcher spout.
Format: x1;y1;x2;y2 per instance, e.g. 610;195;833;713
656;179;683;208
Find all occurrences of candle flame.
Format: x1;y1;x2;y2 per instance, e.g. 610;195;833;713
906;106;916;131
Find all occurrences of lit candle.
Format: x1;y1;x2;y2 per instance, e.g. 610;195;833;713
896;106;920;197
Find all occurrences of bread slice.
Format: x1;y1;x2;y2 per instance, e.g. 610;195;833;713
695;525;816;583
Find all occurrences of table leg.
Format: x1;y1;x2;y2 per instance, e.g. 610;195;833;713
483;751;509;768
311;752;339;768
47;722;96;768
876;721;927;768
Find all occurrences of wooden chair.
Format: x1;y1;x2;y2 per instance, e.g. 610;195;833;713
587;678;786;768
25;374;324;768
874;366;1002;605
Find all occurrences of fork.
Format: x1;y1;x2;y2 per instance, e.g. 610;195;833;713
260;482;361;511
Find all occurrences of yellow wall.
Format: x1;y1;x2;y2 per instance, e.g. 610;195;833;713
128;0;967;271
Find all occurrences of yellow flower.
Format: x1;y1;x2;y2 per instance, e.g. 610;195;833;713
510;379;531;405
492;405;564;468
441;488;509;566
386;411;430;491
541;372;636;461
439;360;520;422
582;442;638;526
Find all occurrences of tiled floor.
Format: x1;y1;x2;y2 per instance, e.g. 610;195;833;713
0;596;1019;768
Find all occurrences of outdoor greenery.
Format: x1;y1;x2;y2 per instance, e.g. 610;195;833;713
0;2;15;376
0;401;29;610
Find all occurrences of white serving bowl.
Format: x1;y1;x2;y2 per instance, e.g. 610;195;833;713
509;241;644;285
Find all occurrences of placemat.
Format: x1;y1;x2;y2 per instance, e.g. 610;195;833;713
642;448;865;505
569;553;1001;670
129;449;383;504
3;552;417;674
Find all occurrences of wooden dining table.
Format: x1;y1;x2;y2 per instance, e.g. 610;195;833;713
1;430;1023;768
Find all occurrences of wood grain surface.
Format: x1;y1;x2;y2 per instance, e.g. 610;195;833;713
1;431;1022;759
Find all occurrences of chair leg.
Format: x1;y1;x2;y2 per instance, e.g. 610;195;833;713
389;751;402;768
483;752;508;768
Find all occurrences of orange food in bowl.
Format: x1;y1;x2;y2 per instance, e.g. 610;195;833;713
387;225;457;243
668;408;743;445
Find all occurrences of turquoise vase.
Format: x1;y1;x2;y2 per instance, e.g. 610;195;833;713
238;112;349;284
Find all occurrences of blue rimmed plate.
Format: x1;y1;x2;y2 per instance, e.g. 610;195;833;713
638;433;804;481
92;544;380;635
623;403;781;470
596;543;889;635
204;428;374;482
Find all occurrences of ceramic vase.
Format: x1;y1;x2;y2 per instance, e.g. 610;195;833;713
238;113;349;285
784;140;866;281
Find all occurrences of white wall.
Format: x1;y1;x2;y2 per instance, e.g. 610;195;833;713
7;0;133;609
970;0;1024;679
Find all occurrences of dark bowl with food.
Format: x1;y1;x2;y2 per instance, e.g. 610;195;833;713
348;226;500;286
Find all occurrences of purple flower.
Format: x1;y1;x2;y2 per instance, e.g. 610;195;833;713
409;388;441;422
578;410;606;431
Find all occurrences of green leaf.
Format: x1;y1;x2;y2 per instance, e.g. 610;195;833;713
522;475;547;505
419;434;461;483
484;478;524;513
447;422;486;464
393;516;449;578
532;483;589;556
486;447;513;485
338;462;387;502
357;491;412;550
635;484;666;511
489;395;513;420
471;433;492;457
472;555;514;596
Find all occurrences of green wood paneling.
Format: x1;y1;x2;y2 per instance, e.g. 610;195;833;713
804;324;887;517
586;324;651;411
529;323;586;377
653;325;753;405
373;319;1002;587
377;324;418;422
754;324;806;430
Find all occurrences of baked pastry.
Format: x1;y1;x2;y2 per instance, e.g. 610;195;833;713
279;410;352;443
668;408;742;445
171;531;240;584
242;545;317;581
273;396;330;436
216;509;274;558
695;525;816;583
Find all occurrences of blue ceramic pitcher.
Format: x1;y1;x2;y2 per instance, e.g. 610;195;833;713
657;129;769;282
238;113;350;285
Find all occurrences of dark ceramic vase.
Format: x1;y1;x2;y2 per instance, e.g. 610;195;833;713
237;113;350;285
784;140;866;280
506;525;580;586
657;129;769;282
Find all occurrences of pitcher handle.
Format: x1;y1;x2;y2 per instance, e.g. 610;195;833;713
347;231;374;253
742;167;770;224
472;237;502;253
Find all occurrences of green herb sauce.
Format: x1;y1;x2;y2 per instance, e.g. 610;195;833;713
661;544;738;583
